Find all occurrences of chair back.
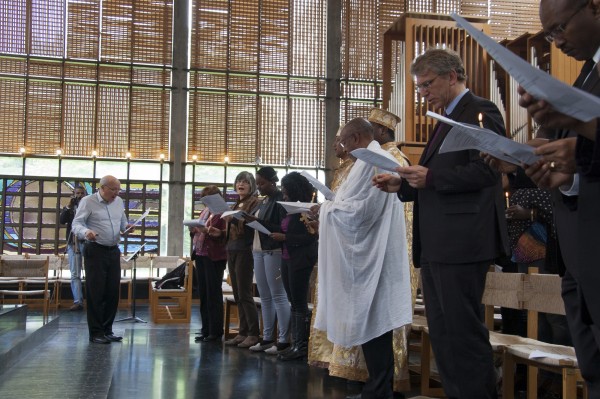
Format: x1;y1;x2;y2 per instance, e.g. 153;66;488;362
523;273;565;316
1;258;49;279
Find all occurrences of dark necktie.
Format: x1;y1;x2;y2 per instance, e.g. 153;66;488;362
574;59;596;88
558;59;596;139
425;113;448;158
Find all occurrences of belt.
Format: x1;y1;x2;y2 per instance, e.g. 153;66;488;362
87;241;119;250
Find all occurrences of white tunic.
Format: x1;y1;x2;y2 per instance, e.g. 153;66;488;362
314;140;412;347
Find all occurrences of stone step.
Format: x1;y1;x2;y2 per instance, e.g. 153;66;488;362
0;305;59;375
0;305;28;336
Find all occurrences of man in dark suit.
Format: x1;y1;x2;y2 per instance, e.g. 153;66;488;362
515;0;600;395
374;48;509;399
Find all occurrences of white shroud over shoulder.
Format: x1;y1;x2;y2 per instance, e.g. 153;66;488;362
315;140;412;347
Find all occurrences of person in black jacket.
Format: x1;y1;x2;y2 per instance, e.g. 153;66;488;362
271;172;318;361
59;185;87;311
243;167;290;353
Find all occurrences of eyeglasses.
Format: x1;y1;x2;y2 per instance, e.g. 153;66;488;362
101;185;120;193
544;3;587;43
415;75;439;91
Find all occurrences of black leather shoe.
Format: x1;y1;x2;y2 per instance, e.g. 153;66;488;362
89;336;111;344
194;336;206;342
104;333;123;342
203;335;222;342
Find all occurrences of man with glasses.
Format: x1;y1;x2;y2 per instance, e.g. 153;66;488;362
72;175;134;344
515;0;600;396
374;48;508;399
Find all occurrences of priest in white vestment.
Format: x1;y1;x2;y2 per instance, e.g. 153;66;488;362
314;118;412;399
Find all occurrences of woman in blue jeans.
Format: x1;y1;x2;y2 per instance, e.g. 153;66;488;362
270;172;318;360
245;166;290;353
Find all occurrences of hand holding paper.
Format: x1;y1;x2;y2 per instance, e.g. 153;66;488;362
123;208;151;234
429;111;541;165
201;194;231;215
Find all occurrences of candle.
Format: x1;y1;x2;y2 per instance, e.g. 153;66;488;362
505;191;510;208
478;113;484;128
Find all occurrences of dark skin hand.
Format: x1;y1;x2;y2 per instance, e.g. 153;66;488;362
517;85;597;141
505;205;531;220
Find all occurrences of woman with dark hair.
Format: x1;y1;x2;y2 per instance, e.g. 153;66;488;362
271;172;318;360
190;185;227;342
243;166;290;353
223;172;261;348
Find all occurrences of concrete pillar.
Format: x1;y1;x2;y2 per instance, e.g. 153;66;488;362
166;0;190;256
325;0;342;186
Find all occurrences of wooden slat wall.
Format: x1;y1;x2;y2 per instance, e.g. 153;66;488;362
189;0;326;167
0;0;172;160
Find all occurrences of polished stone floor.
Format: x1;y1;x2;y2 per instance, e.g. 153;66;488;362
0;305;421;399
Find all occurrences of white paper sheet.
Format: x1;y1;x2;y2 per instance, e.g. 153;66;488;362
451;13;600;122
277;201;314;214
350;148;402;172
529;350;576;361
429;111;541;165
300;171;335;201
221;210;246;220
123;208;151;234
246;220;271;235
200;194;231;215
183;219;205;227
124;242;147;262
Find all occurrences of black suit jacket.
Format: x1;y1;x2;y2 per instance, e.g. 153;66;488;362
399;91;510;267
573;63;600;325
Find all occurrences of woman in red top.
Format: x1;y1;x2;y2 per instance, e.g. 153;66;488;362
190;185;228;342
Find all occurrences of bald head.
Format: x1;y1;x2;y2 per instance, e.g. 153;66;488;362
99;175;121;203
338;118;375;153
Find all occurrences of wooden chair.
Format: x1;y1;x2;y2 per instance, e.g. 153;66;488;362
502;273;586;399
0;257;51;318
150;259;194;324
27;254;62;309
148;256;185;309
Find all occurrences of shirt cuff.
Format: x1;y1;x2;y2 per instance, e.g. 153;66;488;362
559;174;579;196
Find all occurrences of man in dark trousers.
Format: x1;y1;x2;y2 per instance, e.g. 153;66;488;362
72;175;133;344
374;48;509;399
59;185;87;311
516;0;600;395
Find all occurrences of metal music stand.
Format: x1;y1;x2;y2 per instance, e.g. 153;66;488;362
116;242;148;323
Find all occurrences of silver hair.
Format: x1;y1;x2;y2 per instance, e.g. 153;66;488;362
234;171;257;195
410;48;467;82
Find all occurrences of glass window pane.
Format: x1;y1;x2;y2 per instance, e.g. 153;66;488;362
25;158;60;177
61;159;95;179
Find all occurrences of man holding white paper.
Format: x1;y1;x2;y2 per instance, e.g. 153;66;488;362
72;175;134;344
374;48;508;399
315;118;412;399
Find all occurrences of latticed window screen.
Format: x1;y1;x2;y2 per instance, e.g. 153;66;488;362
189;0;327;167
0;0;172;159
0;177;160;255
